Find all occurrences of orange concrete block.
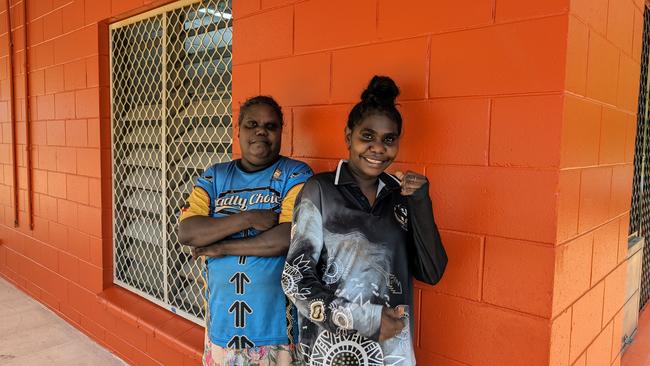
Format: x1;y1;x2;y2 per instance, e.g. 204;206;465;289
490;94;563;167
570;282;605;363
591;220;620;285
558;169;581;243
30;70;46;97
599;107;628;164
233;7;292;65
578;167;613;233
624;113;637;163
68;228;91;261
56;147;77;174
75;88;100;119
87;118;100;148
607;0;635;55
55;91;76;120
64;59;87;91
586;322;613;366
29;41;55;70
430;16;567;97
431;230;482;301
58;249;80;282
483;237;554;317
232;0;260;18
46;120;66;146
295;0;375;53
232;63;260;109
378;0;493;39
45;65;65;94
618;214;630;263
427;166;557;242
37;95;56;121
29;17;44;45
39;194;58;222
88;178;102;209
47;171;67;199
331;37;429;103
617;55;641;113
633;9;644;62
61;0;84;34
43;9;63;40
48;221;68;251
550;308;572;366
76;148;101;178
611;308;624;362
260;53;330;106
84;0;110;24
66;174;89;205
496;0;569;22
77;204;102;237
65;119;88;147
602;262;627;326
586;32;620;105
414;348;468;366
292;104;350;159
420;291;550;366
610;164;633;217
399;98;490;165
561;95;601;168
571;0;608;34
33;169;48;194
112;0;144;15
57;199;78;228
553;233;593;315
78;260;103;293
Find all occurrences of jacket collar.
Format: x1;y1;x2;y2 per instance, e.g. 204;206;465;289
333;160;401;192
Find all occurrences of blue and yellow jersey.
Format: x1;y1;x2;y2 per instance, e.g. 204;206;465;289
179;156;312;348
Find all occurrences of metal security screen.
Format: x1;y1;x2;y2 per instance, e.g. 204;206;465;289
631;6;650;310
110;0;232;324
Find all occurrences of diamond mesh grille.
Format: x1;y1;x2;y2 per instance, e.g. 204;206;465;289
110;0;232;323
631;6;650;310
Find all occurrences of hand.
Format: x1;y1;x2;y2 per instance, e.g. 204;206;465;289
191;243;223;260
378;307;405;342
395;171;428;196
244;209;278;231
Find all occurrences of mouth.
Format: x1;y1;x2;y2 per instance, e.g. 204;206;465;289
361;156;388;168
249;140;270;146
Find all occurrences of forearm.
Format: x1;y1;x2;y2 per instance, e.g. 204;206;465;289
407;184;448;284
217;223;291;257
178;214;249;247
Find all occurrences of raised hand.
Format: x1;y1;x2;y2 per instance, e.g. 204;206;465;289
394;170;428;196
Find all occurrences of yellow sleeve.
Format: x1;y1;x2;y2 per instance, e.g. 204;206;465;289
179;187;211;222
279;183;305;224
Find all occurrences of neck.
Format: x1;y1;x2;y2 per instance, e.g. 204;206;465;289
239;156;279;172
346;162;378;190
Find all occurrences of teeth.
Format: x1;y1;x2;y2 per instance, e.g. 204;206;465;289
365;157;382;164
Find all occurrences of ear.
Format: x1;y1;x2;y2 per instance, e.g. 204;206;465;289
344;127;351;148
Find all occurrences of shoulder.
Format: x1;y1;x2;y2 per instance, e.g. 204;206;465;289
279;157;313;173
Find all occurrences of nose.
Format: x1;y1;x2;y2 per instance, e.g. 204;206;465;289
254;126;267;136
369;139;386;153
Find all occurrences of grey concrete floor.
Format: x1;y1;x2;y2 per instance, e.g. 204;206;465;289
0;277;127;366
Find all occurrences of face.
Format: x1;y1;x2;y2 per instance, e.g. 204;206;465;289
345;114;400;181
238;104;282;171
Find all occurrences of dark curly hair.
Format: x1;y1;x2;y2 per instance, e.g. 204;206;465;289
238;95;284;125
347;75;402;135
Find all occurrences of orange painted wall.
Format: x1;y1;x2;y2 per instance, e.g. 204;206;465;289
0;0;641;365
551;0;642;365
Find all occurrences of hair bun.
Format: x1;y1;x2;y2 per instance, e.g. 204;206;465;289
360;75;400;106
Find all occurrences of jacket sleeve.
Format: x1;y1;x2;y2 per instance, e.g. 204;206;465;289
282;178;383;340
406;181;448;285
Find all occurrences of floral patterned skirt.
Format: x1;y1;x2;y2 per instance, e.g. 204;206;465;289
203;335;304;366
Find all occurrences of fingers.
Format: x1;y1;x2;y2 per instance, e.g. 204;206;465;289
398;171;427;196
394;171;405;180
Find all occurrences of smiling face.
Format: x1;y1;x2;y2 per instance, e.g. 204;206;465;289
238;104;282;172
345;113;400;181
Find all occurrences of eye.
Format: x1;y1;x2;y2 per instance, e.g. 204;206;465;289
361;133;374;141
383;136;397;145
244;121;257;129
264;122;280;131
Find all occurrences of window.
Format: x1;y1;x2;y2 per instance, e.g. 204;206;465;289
110;0;232;324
